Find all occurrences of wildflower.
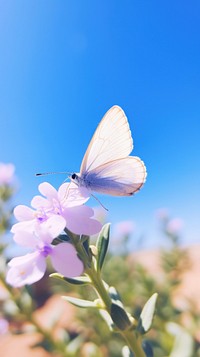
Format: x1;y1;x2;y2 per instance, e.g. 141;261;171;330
0;163;15;185
12;182;102;236
6;226;84;287
7;181;102;287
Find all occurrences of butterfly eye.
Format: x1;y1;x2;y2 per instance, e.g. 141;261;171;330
71;173;77;180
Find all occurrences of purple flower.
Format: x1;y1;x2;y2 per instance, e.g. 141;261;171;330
6;227;84;287
7;181;102;287
12;182;102;236
0;163;15;185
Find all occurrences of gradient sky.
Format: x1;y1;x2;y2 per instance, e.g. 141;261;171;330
1;1;200;249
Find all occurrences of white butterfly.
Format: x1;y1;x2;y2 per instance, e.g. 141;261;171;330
70;105;147;196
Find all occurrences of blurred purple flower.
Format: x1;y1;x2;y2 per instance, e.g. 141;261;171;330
113;220;135;237
0;163;15;185
166;218;184;235
0;318;9;335
12;182;102;236
6;226;84;287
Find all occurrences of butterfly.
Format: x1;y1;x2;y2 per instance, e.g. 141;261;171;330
70;105;147;196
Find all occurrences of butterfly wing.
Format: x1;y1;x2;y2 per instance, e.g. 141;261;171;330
82;156;146;196
80;106;133;174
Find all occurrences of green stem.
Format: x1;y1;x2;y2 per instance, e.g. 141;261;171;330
86;267;146;357
122;331;146;357
86;267;112;310
68;234;146;357
69;232;111;309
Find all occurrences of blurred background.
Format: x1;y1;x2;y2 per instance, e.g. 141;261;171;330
1;2;200;356
1;1;200;246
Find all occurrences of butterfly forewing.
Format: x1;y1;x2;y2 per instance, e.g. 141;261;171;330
80;106;133;174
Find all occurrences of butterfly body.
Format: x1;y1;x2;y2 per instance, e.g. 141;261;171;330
71;170;130;196
70;106;146;196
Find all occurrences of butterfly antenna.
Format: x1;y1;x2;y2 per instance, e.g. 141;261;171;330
35;171;71;176
91;194;108;211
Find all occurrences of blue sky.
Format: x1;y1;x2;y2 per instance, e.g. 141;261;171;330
1;1;200;248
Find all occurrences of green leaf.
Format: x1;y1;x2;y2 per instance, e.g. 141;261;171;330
50;273;91;285
66;335;84;354
167;323;194;357
137;293;158;334
142;340;154;357
82;235;90;253
81;234;90;242
122;346;134;357
108;286;131;331
99;309;115;331
52;234;70;245
110;303;131;331
49;273;66;281
109;286;123;304
62;296;97;308
63;276;91;285
96;223;110;270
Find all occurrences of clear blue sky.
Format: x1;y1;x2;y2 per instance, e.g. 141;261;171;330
1;1;200;248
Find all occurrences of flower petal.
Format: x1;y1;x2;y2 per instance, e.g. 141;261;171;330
6;252;46;287
50;243;84;277
31;195;51;209
14;205;35;221
41;215;66;238
13;231;38;248
63;206;102;235
11;220;35;234
58;182;90;208
38;182;58;199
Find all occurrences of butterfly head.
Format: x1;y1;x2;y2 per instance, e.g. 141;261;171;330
70;173;82;187
71;173;78;180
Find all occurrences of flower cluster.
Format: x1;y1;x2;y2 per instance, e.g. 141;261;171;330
6;182;102;287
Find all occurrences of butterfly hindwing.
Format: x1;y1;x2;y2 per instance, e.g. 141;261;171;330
81;156;146;196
